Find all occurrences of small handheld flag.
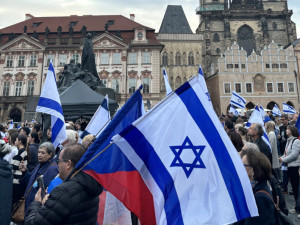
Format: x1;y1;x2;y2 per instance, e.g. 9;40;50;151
8;120;13;130
230;91;246;109
283;103;296;114
163;68;172;96
272;104;282;116
197;65;211;104
229;105;240;116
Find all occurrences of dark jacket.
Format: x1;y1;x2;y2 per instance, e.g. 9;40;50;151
27;143;39;172
25;171;103;225
0;157;13;225
235;181;277;225
253;137;272;166
279;125;288;155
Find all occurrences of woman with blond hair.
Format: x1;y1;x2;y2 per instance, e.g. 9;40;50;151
265;121;280;180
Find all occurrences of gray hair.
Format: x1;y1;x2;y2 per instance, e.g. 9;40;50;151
242;142;260;152
39;142;55;158
66;129;77;143
252;123;264;137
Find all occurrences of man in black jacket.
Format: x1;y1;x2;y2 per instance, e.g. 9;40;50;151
248;123;272;166
25;143;103;225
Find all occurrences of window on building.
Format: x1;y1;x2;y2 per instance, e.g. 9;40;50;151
266;64;270;68
188;52;194;65
15;81;22;96
162;52;168;66
143;78;150;93
102;79;108;87
288;82;295;93
112;78;120;93
3;81;10;96
235;83;241;93
6;56;13;67
272;22;277;30
213;33;220;42
101;53;109;65
59;54;67;66
27;80;34;95
280;63;287;68
266;83;273;93
142;52;151;64
18;55;25;67
128;53;137;64
224;83;231;94
72;54;79;64
272;64;279;68
235;64;239;69
227;64;233;69
216;48;221;54
29;55;37;67
277;82;284;93
246;83;252;93
128;78;136;94
241;64;246;68
113;53;121;64
175;52;181;65
47;55;54;66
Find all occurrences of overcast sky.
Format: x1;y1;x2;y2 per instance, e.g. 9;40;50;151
0;0;299;37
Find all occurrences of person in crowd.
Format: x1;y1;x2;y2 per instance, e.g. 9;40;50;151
236;125;248;144
292;113;299;124
0;140;13;225
265;121;281;181
4;130;18;163
25;143;103;225
27;132;40;172
279;125;300;214
20;142;58;216
278;114;289;156
235;148;277;225
32;124;41;133
235;117;244;126
20;126;31;137
11;134;28;206
82;134;95;149
0;124;7;138
248;123;272;165
228;130;244;152
224;120;235;133
242;142;260;153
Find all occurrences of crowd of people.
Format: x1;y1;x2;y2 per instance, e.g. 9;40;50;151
0;110;299;225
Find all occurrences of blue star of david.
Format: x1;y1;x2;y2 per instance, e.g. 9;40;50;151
205;92;211;101
238;98;241;103
170;136;206;178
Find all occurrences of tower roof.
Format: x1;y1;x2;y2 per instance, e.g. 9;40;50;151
159;5;193;34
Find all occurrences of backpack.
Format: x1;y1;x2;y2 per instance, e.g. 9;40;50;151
269;176;288;215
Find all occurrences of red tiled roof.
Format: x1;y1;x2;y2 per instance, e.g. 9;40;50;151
0;15;154;34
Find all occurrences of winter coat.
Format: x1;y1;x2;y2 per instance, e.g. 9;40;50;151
281;137;300;167
27;143;39;172
0;157;13;225
268;131;280;169
24;171;103;225
253;137;272;166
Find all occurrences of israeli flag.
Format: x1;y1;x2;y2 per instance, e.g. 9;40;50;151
36;61;67;148
272;104;282;116
8;120;13;130
259;105;266;118
283;103;296;114
230;91;246;109
163;68;172;96
112;76;258;225
80;95;111;139
245;105;271;150
197;65;212;104
229;105;240;116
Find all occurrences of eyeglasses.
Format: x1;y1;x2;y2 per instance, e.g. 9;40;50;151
57;158;69;164
243;164;252;167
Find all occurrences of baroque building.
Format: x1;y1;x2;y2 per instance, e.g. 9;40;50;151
157;5;203;96
206;41;298;115
196;0;297;75
0;14;163;122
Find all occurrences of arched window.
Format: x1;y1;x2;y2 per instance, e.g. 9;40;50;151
175;52;181;65
182;52;187;65
162;52;168;66
161;78;166;92
216;48;221;54
196;52;200;64
175;76;182;88
188;52;194;65
272;22;277;30
237;25;256;56
169;52;174;65
170;76;174;88
213;33;220;42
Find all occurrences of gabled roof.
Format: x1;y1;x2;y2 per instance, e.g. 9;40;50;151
0;15;153;34
0;34;45;51
159;5;193;34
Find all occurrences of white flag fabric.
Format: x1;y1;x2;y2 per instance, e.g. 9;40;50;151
229;105;240;116
163;68;172;96
197;65;212;105
36;62;67;148
230;91;246;109
283;103;296;114
259;105;266;118
8;120;13;130
81;95;110;139
245;106;271;150
112;76;258;225
272;104;282;116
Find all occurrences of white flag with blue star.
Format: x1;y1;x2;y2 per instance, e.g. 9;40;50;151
230;91;246;109
272;104;282;116
283;103;296;114
229;105;240;116
112;76;258;225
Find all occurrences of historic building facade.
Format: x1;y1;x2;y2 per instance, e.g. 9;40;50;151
196;0;297;75
206;41;299;115
157;5;204;97
0;14;163;122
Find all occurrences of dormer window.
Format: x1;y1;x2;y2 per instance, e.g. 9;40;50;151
70;21;78;27
137;32;143;40
32;22;42;28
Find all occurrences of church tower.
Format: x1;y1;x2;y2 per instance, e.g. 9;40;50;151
196;0;297;75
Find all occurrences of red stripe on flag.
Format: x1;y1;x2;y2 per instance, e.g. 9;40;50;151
97;190;107;225
85;170;157;225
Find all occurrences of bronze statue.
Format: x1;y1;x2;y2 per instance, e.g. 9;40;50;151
81;33;98;79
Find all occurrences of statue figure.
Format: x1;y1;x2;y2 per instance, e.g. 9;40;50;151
45;27;50;37
81;26;87;37
23;25;27;34
57;26;62;39
261;17;268;36
81;33;98;79
32;31;38;39
69;26;73;37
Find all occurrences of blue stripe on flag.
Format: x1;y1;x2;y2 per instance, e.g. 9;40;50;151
232;92;246;104
51;118;65;144
231;100;245;109
175;82;251;220
101;98;108;111
80;130;91;139
37;97;64;116
120;125;184;225
48;62;56;79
